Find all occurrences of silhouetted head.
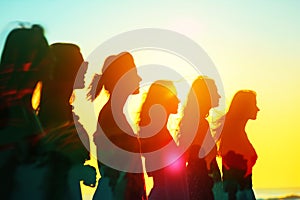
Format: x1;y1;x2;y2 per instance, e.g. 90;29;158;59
227;90;259;120
0;24;52;111
139;80;179;127
1;24;51;75
39;43;85;124
50;43;85;89
185;76;220;118
88;52;141;101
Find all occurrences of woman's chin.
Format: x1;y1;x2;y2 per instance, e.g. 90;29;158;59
132;88;140;95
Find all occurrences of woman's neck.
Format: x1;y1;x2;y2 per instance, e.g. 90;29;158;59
225;117;248;134
236;119;248;132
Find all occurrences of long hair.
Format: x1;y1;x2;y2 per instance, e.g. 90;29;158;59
1;24;50;70
178;76;217;146
182;76;216;121
219;90;257;150
49;43;83;82
0;24;52;109
0;24;50;135
219;90;258;173
138;80;179;127
226;90;257;121
87;52;135;101
38;43;84;123
0;24;52;101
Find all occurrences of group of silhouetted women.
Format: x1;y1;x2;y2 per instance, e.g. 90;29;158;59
0;24;259;200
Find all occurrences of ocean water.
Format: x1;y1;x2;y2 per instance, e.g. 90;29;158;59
254;188;300;200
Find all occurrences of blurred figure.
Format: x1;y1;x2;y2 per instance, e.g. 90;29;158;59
179;76;221;200
88;52;146;200
219;90;259;200
0;24;52;199
38;43;96;199
138;80;189;200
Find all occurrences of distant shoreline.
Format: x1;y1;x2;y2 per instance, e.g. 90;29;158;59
258;195;300;200
254;188;300;200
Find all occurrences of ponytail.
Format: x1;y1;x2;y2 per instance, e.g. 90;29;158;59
87;73;102;101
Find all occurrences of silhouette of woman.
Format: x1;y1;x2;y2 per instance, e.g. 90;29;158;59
179;76;221;200
0;24;52;199
38;43;96;200
219;90;259;200
138;80;189;200
89;52;146;200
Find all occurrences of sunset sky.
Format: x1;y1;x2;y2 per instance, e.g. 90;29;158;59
1;0;299;193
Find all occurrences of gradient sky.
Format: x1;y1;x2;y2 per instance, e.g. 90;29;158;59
1;0;299;190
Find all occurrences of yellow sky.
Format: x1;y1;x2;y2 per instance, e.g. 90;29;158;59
75;41;300;191
3;0;299;192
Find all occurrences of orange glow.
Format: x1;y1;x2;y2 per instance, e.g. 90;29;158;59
31;81;42;112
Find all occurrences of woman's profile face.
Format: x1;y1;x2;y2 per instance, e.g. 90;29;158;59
248;98;260;120
210;82;221;108
106;53;142;96
117;65;141;95
130;67;142;95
